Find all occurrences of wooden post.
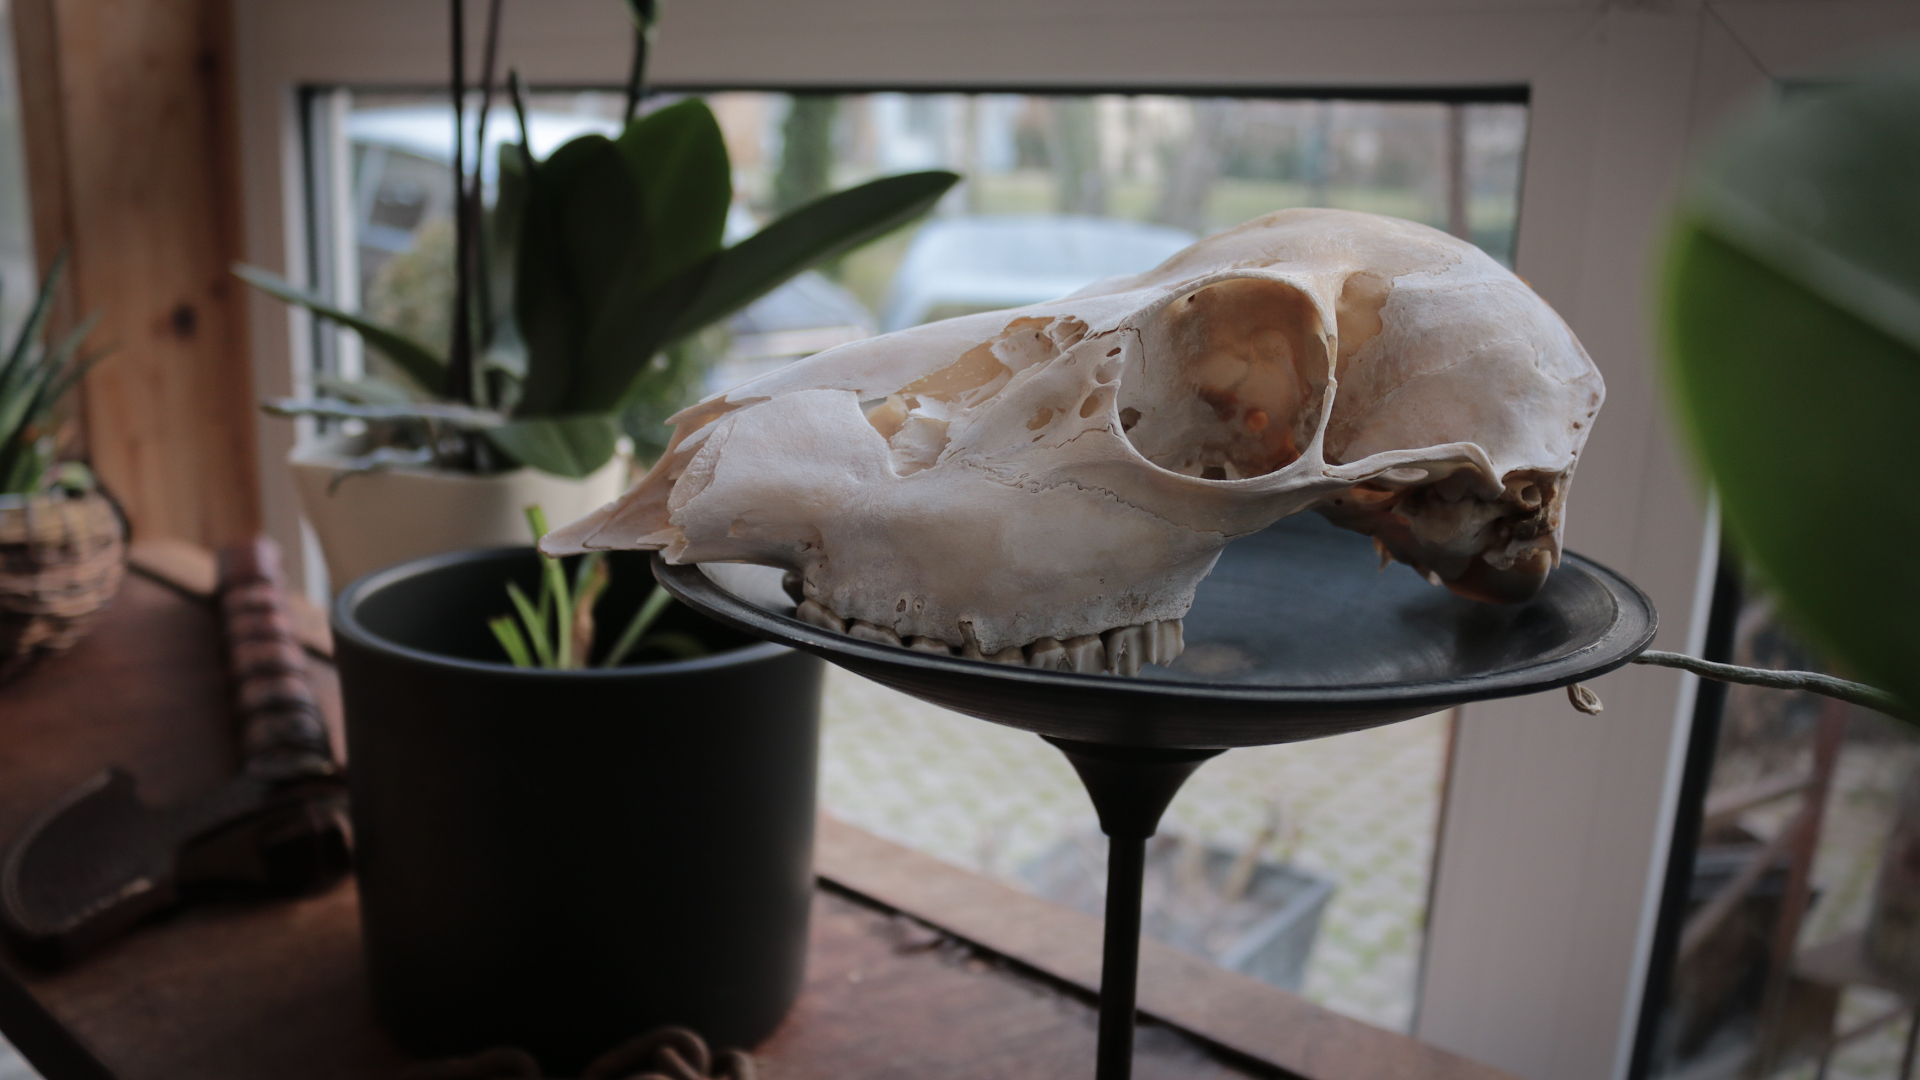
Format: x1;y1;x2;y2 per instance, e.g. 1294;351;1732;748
9;0;259;547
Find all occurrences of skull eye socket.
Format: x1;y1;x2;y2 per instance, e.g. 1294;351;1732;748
1119;277;1327;481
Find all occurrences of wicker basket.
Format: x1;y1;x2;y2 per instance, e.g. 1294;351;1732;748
0;490;128;683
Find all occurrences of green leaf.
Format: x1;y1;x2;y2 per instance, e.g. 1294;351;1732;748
235;264;448;396
1685;67;1920;357
603;583;674;667
487;143;530;342
616;99;730;292
513;135;646;416
1664;222;1920;717
667;170;960;341
568;257;713;414
489;615;535;668
481;413;619;478
1664;63;1920;720
261;398;504;428
618;335;709;461
0;250;64;401
506;580;555;668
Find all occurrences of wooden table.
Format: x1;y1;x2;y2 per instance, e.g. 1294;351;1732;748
0;550;1516;1080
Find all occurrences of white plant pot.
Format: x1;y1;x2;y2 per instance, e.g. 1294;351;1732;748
291;435;627;593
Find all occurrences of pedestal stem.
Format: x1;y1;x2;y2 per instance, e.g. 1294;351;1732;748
1044;738;1223;1080
1097;831;1148;1080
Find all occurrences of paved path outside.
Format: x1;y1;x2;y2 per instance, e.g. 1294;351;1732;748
819;667;1449;1032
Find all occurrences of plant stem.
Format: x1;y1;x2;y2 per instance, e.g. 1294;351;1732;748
621;0;658;123
1631;650;1909;719
602;584;673;667
447;0;474;409
569;552;609;663
465;0;504;389
506;581;554;668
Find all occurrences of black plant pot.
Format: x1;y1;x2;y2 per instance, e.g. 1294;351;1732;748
332;547;823;1072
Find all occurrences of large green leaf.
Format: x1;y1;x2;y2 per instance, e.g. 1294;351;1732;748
667;169;959;341
234;264;447;396
1663;58;1920;718
514;135;646;416
567;255;712;414
1665;224;1920;717
1686;66;1920;356
487;143;530;343
481;413;620;478
616;99;730;291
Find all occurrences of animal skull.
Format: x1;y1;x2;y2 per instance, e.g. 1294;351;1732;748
546;209;1604;675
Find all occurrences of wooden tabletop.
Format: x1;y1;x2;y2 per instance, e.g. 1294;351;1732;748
0;551;1516;1080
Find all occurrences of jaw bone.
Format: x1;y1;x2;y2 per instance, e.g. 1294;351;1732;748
546;209;1604;673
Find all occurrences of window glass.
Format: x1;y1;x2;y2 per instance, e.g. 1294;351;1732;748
305;87;1527;1033
1640;568;1920;1080
0;0;35;341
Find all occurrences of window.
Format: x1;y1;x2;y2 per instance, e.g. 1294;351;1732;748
0;0;32;341
299;83;1527;1032
1635;560;1920;1080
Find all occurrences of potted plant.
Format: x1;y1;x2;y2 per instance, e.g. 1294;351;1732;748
243;0;958;590
331;509;823;1071
0;254;123;683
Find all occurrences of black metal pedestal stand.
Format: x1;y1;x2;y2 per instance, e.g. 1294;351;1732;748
655;517;1658;1080
1045;738;1224;1080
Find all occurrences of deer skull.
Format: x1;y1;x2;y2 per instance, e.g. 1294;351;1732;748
545;209;1603;675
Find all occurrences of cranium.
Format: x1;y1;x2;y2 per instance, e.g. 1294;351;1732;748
546;209;1604;675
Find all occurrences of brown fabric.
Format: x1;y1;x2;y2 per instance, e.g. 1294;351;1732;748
0;490;127;682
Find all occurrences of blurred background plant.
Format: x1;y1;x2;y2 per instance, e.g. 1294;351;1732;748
242;0;958;479
1662;54;1920;718
0;253;100;497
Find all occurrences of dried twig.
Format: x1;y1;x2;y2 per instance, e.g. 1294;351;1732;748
1630;650;1907;719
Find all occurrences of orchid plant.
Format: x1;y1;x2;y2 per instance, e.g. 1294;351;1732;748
242;0;958;478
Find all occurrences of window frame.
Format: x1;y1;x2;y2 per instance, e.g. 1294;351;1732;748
230;5;1920;1078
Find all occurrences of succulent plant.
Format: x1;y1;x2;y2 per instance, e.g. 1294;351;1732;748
0;254;102;497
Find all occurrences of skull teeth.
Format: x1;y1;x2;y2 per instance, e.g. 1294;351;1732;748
795;601;1182;676
796;599;845;633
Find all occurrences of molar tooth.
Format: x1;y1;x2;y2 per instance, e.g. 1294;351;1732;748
781;570;806;604
848;621;903;647
1144;620;1186;667
1103;625;1144;676
1027;637;1071;670
1062;635;1106;673
989;646;1025;666
796;600;845;633
908;636;954;656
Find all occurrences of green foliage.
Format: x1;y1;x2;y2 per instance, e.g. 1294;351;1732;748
1662;58;1920;716
488;504;702;669
484;414;620;480
0;254;103;496
242;60;957;482
235;264;448;397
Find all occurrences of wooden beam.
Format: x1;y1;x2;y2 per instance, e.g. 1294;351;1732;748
9;0;259;547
